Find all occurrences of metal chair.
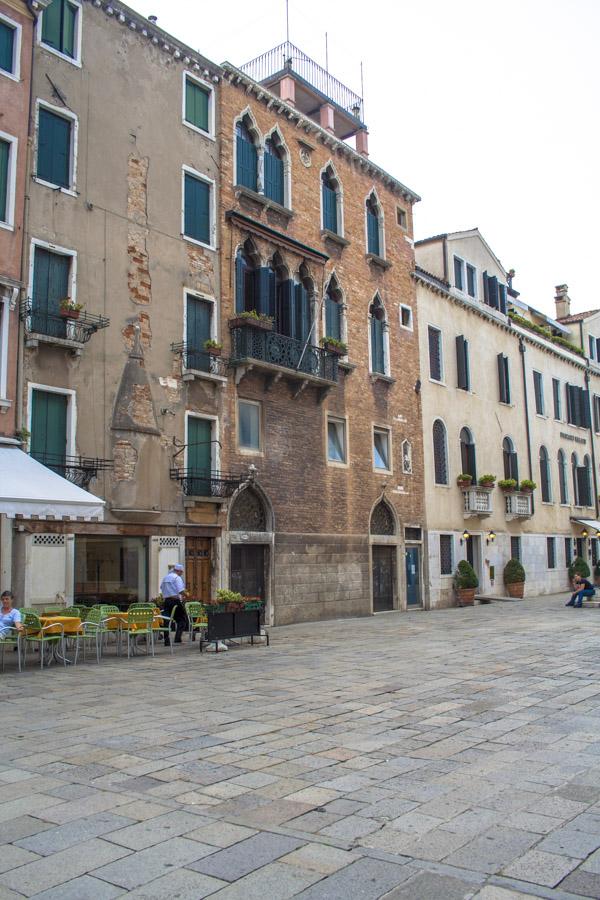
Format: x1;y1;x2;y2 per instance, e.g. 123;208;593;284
185;602;207;644
121;607;155;658
71;607;109;665
0;627;21;673
154;606;181;655
22;612;66;669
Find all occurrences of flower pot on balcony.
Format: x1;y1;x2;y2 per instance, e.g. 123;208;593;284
321;340;347;357
457;477;472;490
506;582;524;599
229;315;273;331
60;308;80;320
206;347;222;357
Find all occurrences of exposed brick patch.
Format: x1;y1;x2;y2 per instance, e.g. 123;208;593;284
122;312;152;350
127;383;156;430
186;245;215;295
113;440;138;481
127;155;152;305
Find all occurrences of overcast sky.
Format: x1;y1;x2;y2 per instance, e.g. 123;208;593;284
130;0;599;318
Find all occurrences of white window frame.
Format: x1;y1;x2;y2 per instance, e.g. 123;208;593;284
184;411;219;472
326;414;348;468
319;160;344;237
0;130;17;230
373;425;392;474
399;304;413;332
466;262;477;299
0;11;21;81
0;293;11;401
182;287;217;344
27;382;77;456
181;165;216;250
34;99;79;196
182;70;215;141
428;324;444;384
453;255;465;292
237;398;262;455
37;0;83;68
28;237;77;311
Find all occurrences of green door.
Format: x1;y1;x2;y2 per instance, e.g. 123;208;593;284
30;389;68;474
32;247;69;338
187;417;212;496
186;294;211;371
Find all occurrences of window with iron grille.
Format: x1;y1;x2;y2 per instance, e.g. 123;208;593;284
428;326;442;381
433;419;448;485
547;537;556;569
440;534;453;575
565;536;573;568
511;536;521;562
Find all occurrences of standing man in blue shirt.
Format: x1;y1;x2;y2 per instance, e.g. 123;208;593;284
160;563;186;645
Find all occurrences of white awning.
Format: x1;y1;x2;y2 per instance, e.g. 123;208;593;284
0;447;105;520
571;518;600;534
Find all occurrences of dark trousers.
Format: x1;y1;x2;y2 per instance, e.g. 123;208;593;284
568;588;595;607
163;597;186;644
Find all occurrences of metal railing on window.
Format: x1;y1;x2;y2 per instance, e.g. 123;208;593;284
170;342;228;377
229;324;339;383
20;300;110;344
169;468;244;498
32;452;113;490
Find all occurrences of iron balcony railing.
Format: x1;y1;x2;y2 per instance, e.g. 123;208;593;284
170;468;244;498
462;486;493;517
32;452;113;490
505;492;533;519
20;300;110;345
229;324;339;383
239;41;364;122
171;342;228;377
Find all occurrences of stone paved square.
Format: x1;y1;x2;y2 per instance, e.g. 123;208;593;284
4;596;600;896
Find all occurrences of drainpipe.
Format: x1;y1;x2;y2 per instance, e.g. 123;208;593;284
584;369;599;519
519;337;534;515
442;236;448;284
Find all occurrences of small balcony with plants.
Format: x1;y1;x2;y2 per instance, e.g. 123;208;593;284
500;479;535;519
21;298;109;353
169;468;244;501
458;474;494;518
171;339;228;383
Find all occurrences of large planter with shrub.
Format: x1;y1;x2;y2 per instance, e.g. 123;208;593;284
504;558;526;598
568;556;590;581
454;559;478;606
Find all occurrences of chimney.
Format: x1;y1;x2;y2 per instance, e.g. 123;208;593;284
555;284;571;320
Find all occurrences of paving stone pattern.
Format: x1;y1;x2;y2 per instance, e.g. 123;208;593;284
4;595;600;896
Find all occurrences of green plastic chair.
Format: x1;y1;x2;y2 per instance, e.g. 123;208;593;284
0;627;21;673
22;612;66;669
70;607;110;664
185;602;207;644
154;606;181;655
61;607;81;617
122;607;155;658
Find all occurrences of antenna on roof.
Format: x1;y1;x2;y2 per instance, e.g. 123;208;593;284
325;32;328;72
360;61;365;119
285;0;289;44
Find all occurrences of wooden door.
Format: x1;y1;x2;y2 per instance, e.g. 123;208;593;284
230;544;265;599
372;546;395;612
185;537;211;603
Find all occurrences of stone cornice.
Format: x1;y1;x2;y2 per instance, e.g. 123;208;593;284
221;63;421;206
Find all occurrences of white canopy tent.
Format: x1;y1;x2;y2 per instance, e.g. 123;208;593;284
0;446;105;520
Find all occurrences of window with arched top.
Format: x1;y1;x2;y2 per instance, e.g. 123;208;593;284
370;501;396;535
539;445;551;502
366;193;382;256
558;449;568;504
460;427;476;480
433;419;448;485
324;275;343;343
369;295;387;375
236;118;258;192
572;452;579;505
322;166;341;234
582;454;593;507
264;136;284;205
229;487;267;532
234;240;260;314
503;437;518;482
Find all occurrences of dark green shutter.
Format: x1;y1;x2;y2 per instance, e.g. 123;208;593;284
453;257;463;290
42;0;61;49
497;353;510;403
325;294;341;341
256;267;275;318
279;279;294;336
294;283;309;342
371;316;384;374
498;284;507;314
0;20;14;73
236;134;257;191
264;151;283;205
184;173;210;244
185;79;209;132
482;271;489;304
62;0;76;57
186;294;211;372
187;417;212;496
322;183;337;232
367;208;379;255
32;247;69;337
487;275;499;309
0;139;8;223
235;253;245;313
456;335;469;390
31;389;67;470
38;108;70;188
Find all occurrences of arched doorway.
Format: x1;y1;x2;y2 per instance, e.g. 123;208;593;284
228;487;272;615
370;501;397;612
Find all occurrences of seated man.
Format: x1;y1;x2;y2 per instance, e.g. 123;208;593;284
566;574;595;608
0;591;23;637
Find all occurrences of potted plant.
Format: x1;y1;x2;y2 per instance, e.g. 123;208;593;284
454;559;478;606
519;479;537;493
478;474;496;488
498;478;517;493
59;299;84;319
568;556;590;582
320;336;347;356
203;339;223;357
228;310;274;331
216;588;244;612
15;427;30;448
504;558;526;598
457;473;473;489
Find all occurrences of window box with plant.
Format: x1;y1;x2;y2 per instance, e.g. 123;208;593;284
478;474;496;488
504;558;526;598
228;310;274;331
454;559;478;606
519;479;536;493
59;299;84;319
457;473;473;489
320;336;347;357
498;478;518;493
203;339;223;357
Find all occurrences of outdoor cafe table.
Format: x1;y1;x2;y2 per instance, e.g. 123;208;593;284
104;610;162;630
38;615;82;635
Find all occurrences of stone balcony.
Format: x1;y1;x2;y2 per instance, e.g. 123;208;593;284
505;491;533;520
462;485;493;518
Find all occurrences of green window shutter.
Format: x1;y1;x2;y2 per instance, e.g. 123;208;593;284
456;335;469;390
31;389;67;468
185;79;209;132
42;0;61;50
62;0;76;58
184;173;210;244
0;20;15;73
325;295;341;341
0;139;9;223
187;417;212;495
256;267;275;319
294;283;310;342
278;279;293;336
186;294;211;372
322;183;337;232
235;252;245;313
37;108;71;188
236;134;257;191
264;151;283;205
371;316;384;374
32;247;69;337
367;208;379;255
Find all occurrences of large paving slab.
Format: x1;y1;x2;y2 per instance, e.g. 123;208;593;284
4;594;600;896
